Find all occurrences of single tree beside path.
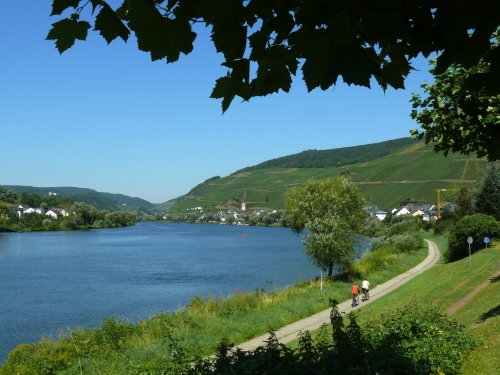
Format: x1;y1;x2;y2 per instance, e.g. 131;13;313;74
284;177;365;277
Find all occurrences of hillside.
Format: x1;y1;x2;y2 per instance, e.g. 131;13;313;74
70;192;123;211
166;140;486;213
99;192;155;209
151;196;185;213
234;137;419;172
3;185;96;197
3;185;155;213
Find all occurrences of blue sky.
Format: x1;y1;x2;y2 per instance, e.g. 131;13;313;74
1;2;434;203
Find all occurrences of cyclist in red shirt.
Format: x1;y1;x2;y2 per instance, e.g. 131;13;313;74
351;282;360;307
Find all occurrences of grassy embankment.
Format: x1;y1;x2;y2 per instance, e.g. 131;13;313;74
1;242;428;374
165;141;485;214
288;234;500;375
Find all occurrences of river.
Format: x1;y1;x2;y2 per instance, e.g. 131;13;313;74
0;222;320;363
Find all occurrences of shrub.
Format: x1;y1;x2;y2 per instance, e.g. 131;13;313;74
433;218;453;236
391;233;423;253
370;236;388;251
420;220;434;231
362;216;385;237
445;213;500;262
385;215;421;236
370;233;423;253
189;300;474;375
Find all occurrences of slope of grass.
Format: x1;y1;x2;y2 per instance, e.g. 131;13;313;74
99;192;155;209
295;234;500;375
168;141;485;213
234;137;420;171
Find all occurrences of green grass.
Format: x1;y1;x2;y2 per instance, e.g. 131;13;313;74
166;141;485;213
287;233;500;374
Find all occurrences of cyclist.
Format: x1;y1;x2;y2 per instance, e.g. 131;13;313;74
362;279;370;301
351;282;360;307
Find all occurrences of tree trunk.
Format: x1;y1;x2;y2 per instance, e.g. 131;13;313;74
328;263;334;277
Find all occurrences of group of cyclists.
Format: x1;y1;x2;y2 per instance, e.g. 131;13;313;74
351;279;370;307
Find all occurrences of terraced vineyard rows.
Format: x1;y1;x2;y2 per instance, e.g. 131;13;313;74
165;141;486;213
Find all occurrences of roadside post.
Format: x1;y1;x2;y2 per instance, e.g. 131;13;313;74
320;270;323;295
484;237;490;251
467;236;473;266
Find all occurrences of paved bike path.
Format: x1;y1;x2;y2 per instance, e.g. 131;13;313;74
235;239;440;351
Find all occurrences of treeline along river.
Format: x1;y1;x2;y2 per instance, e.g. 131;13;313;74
0;222;321;363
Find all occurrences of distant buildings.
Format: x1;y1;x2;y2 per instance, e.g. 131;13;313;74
9;205;75;219
365;203;439;221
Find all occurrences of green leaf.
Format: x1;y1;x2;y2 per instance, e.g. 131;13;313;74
299;29;330;91
211;22;247;62
210;75;251;113
222;59;250;84
434;48;457;76
94;3;130;44
115;0;131;20
266;10;294;45
248;29;269;61
380;62;406;90
127;3;196;62
253;47;296;96
387;43;411;75
455;26;496;69
50;0;80;16
46;18;91;53
321;47;374;90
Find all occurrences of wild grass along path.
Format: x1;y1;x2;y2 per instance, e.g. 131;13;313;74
235;239;441;351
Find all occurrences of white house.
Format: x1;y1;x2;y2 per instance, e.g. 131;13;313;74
45;208;62;219
373;210;387;220
394;207;411;216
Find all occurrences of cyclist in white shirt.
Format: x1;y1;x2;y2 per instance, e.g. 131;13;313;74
362;279;370;301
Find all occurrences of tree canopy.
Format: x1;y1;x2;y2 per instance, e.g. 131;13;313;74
474;161;500;220
284;177;365;276
410;53;500;161
446;213;500;262
47;0;500;113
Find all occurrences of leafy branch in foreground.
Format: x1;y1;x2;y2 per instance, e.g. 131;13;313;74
47;0;500;113
410;46;500;161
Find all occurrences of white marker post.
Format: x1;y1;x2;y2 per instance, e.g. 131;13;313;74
467;236;473;266
320;270;323;295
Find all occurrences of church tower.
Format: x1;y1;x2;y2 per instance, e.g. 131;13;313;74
241;191;246;212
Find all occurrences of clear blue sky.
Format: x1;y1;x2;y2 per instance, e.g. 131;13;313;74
1;2;434;203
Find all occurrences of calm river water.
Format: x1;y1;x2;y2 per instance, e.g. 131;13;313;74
0;222;319;363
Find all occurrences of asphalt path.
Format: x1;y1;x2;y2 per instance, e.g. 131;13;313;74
235;239;440;351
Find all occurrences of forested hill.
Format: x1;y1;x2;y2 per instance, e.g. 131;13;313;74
233;137;419;173
3;186;155;210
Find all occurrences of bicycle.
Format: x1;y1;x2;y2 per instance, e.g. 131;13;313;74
362;289;370;302
351;294;359;307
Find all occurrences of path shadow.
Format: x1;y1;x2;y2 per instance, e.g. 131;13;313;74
478;304;500;322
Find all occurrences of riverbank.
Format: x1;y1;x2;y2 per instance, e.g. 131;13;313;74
0;236;429;374
234;238;440;352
